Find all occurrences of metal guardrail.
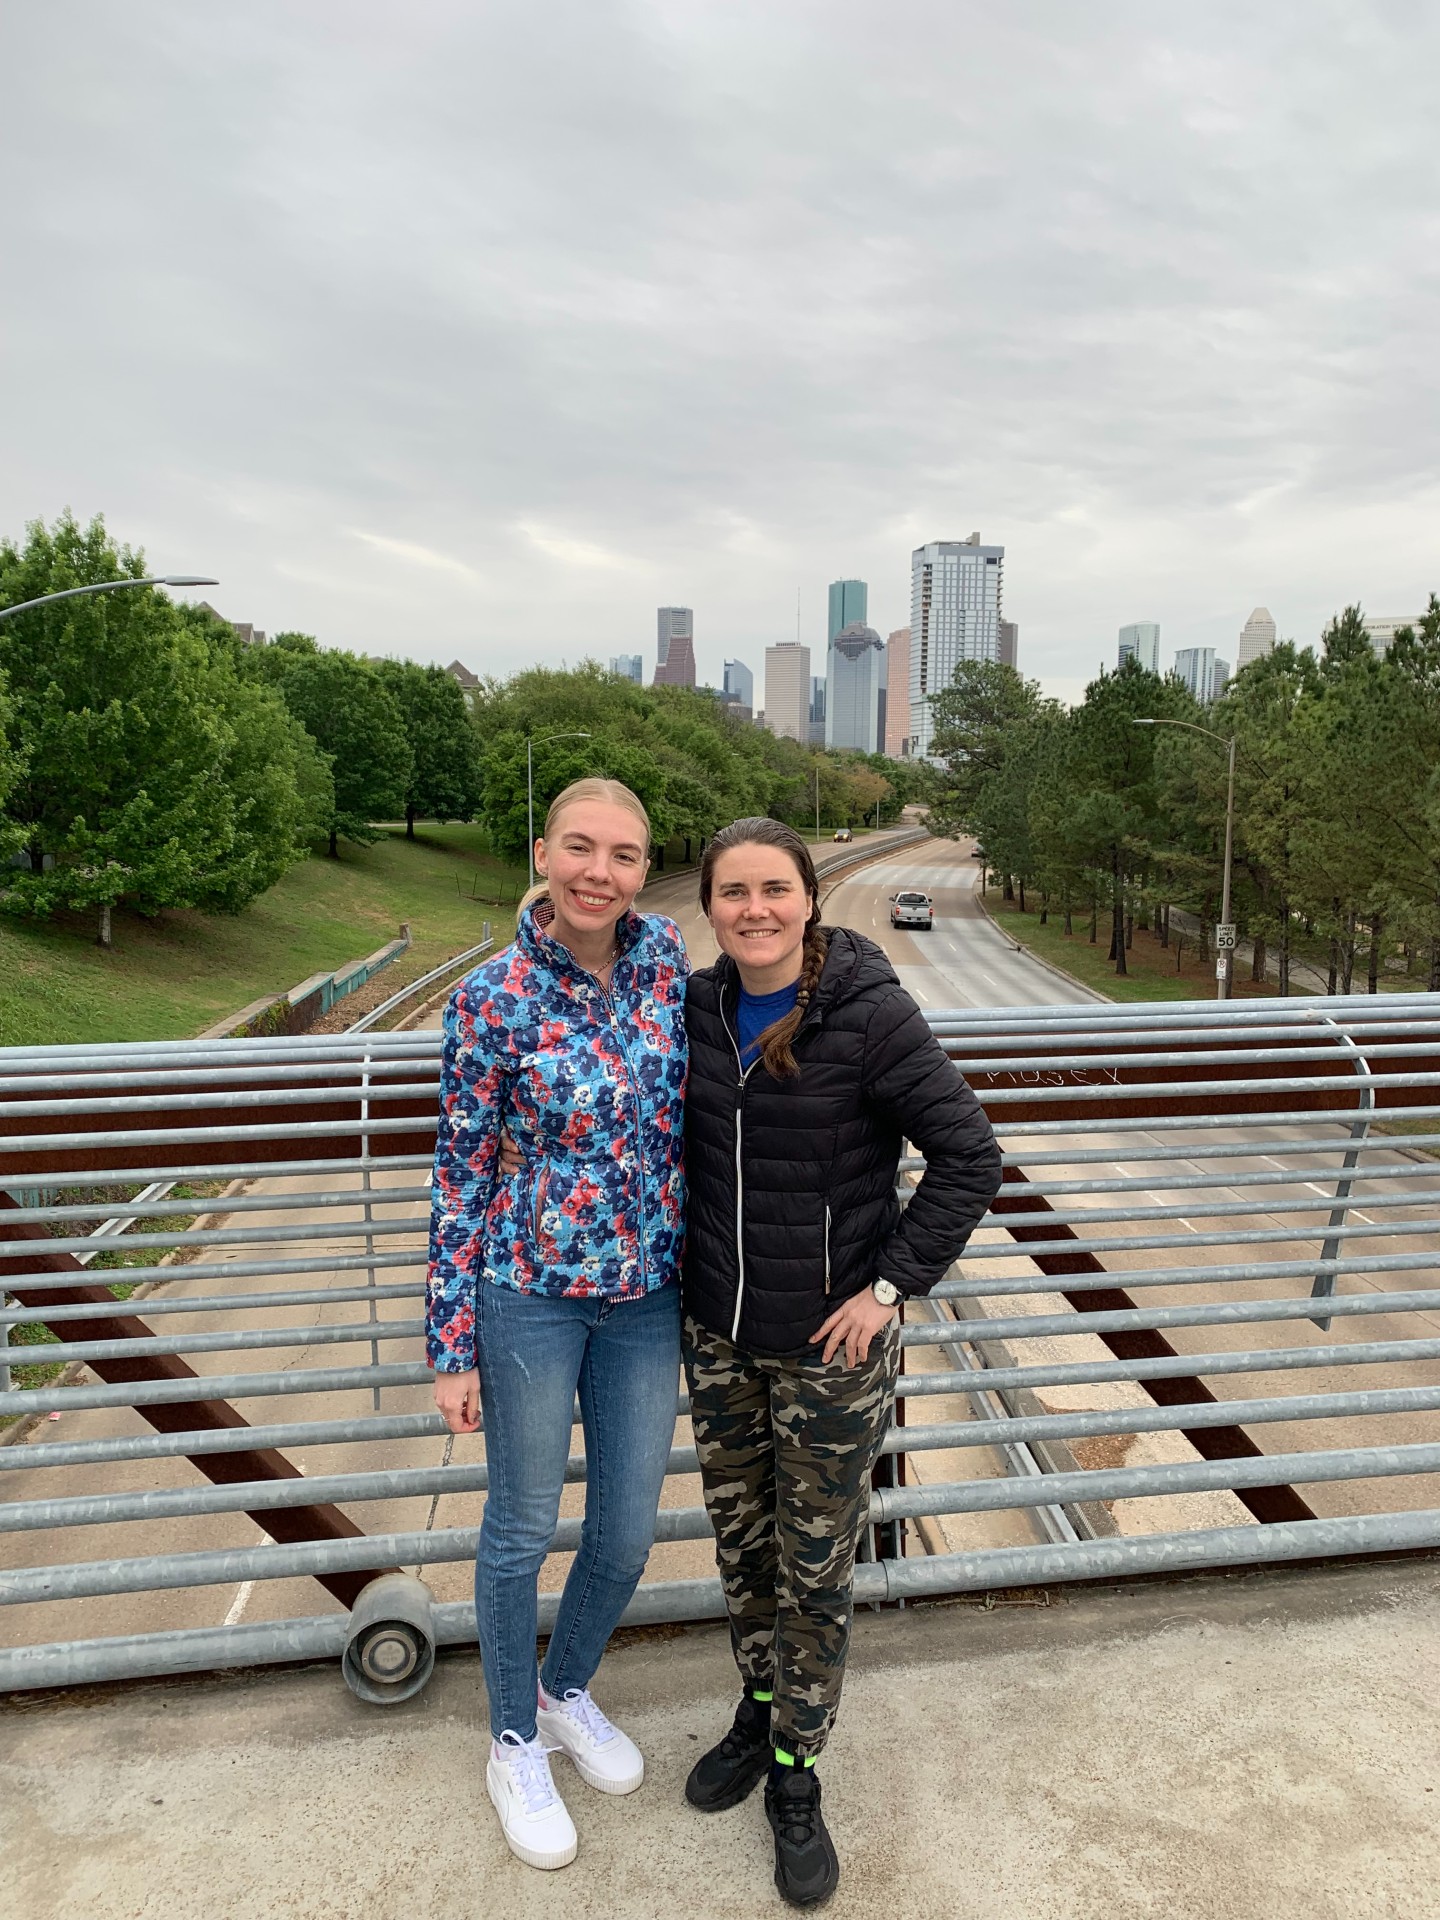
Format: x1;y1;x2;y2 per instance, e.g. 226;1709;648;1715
347;926;494;1035
2;990;1439;1694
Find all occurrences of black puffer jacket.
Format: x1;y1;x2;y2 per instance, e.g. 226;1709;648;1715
682;927;1003;1357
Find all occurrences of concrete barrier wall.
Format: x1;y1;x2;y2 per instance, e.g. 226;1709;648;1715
198;929;412;1041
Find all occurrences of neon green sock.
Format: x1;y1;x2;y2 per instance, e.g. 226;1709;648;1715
749;1689;774;1703
772;1747;816;1768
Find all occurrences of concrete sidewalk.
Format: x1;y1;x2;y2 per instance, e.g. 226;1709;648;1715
4;1558;1437;1920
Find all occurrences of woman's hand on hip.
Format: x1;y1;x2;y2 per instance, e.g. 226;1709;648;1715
810;1289;897;1368
434;1368;481;1434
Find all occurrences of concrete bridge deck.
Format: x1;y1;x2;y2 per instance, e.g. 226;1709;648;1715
4;1556;1436;1920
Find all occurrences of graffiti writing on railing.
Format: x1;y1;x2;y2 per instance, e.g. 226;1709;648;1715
984;1066;1128;1089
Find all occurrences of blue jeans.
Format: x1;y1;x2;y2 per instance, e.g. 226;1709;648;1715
474;1279;681;1741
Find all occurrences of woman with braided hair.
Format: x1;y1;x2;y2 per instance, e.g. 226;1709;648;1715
681;817;1001;1908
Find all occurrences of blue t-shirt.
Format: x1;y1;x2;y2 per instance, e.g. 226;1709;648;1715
737;980;800;1069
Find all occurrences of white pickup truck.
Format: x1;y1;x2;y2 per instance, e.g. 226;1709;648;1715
889;889;934;930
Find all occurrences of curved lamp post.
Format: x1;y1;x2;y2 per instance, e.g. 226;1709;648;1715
1134;717;1238;1000
526;731;592;893
0;576;218;623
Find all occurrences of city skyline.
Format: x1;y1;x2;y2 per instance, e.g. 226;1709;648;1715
6;7;1433;719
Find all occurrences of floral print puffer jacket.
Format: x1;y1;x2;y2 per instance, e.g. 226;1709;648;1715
426;904;689;1372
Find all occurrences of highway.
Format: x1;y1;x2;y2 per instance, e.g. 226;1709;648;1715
3;832;1437;1658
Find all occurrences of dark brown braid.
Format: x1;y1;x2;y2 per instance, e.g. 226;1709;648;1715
755;921;829;1077
699;816;829;1079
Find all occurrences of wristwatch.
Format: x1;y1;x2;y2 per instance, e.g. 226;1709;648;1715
871;1278;901;1309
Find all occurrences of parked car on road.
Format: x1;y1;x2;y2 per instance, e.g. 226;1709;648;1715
890;889;934;929
833;827;853;842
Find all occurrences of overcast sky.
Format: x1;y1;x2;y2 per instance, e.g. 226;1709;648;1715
3;1;1437;706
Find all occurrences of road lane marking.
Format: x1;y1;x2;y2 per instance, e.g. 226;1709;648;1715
223;1580;255;1627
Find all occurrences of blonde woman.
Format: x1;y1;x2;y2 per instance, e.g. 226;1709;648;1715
426;778;687;1872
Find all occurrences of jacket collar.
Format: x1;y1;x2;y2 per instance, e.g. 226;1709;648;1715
516;900;649;980
713;925;879;1027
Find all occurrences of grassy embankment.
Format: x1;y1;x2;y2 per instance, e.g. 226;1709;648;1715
980;891;1319;1004
0;823;527;1051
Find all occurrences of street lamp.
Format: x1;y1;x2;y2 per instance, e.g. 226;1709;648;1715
1134;717;1238;999
526;731;592;893
0;576;218;623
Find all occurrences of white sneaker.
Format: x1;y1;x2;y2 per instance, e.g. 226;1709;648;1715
536;1685;645;1795
486;1731;578;1870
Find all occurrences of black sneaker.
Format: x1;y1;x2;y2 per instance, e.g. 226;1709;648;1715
684;1693;772;1812
765;1764;839;1908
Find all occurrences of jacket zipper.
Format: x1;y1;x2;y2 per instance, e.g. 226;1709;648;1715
598;972;649;1287
824;1203;832;1295
721;1002;758;1342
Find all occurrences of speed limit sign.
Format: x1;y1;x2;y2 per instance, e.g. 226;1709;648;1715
1215;923;1236;951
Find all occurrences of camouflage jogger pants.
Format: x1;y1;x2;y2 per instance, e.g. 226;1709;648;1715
682;1312;901;1760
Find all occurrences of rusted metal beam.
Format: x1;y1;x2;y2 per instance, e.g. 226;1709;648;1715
989;1169;1317;1526
0;1195;397;1605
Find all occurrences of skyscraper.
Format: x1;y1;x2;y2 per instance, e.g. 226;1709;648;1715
609;654;643;684
909;534;1004;758
1118;622;1161;673
998;620;1019;670
884;627;911;756
1173;647;1228;705
1363;615;1424;656
808;675;826;747
827;580;868;643
656;606;691;668
723;658;754;711
654;606;696;687
764;642;810;742
1237;608;1277;668
826;623;884;753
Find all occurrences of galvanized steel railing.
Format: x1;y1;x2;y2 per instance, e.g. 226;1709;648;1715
3;991;1440;1695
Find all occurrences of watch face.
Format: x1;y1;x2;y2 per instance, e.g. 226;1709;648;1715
873;1280;899;1306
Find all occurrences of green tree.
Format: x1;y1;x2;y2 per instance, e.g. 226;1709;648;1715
926;660;1046;839
1318;604;1373;678
264;639;412;857
1207;643;1321;993
373;659;482;837
0;514;321;942
1065;660;1197;975
0;670;22;859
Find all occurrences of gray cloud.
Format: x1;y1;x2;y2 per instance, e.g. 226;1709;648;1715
3;0;1437;703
